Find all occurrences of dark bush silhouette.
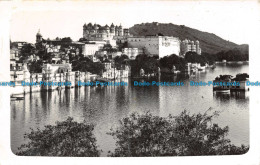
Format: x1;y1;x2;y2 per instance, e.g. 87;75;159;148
16;117;101;156
107;109;249;157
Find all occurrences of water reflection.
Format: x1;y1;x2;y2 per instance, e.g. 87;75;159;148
11;64;249;156
214;91;249;100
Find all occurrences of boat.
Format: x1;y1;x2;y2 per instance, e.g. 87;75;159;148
11;94;24;100
11;97;17;101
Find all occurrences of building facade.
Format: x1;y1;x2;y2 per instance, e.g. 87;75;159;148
83;23;130;47
82;43;104;56
122;48;144;60
180;39;201;56
127;36;181;58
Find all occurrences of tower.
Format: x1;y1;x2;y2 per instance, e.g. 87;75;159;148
118;24;123;36
93;23;98;33
110;23;115;34
195;40;200;55
36;29;42;43
83;23;87;38
123;28;129;36
115;25;118;36
105;24;109;33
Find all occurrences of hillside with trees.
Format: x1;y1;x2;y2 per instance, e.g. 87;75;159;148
129;22;248;55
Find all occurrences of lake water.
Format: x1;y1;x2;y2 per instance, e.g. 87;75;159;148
11;63;249;156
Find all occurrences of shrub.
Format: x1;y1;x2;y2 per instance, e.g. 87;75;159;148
107;109;249;156
17;117;101;156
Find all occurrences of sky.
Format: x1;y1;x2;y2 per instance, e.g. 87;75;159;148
9;1;259;45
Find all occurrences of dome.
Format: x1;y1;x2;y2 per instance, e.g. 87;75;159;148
105;24;109;30
195;40;199;44
119;24;122;29
94;24;98;30
110;23;115;28
36;29;42;37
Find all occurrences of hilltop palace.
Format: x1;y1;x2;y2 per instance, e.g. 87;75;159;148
81;23;201;59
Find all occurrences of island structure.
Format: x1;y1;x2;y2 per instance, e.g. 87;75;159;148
213;73;249;92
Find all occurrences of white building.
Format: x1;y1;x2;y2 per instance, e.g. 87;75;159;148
122;48;144;59
127;36;181;58
180;39;201;56
82;41;106;56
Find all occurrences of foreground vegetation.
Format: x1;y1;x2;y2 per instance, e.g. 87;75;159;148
16;109;249;156
17;117;101;156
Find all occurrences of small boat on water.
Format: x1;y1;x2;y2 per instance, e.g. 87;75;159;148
11;94;24;100
11;97;18;101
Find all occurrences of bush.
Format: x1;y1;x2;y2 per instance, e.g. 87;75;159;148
107;109;249;157
17;117;101;156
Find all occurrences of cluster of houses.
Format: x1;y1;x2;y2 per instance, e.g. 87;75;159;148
10;22;204;96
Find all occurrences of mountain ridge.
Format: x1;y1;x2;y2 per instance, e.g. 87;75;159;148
129;22;248;54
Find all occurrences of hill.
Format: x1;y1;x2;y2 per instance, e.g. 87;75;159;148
129;22;248;54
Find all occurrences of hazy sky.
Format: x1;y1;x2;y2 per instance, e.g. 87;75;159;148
9;1;259;44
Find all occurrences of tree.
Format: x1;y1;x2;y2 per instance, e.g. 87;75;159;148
215;48;249;62
42;52;52;62
28;60;43;73
20;43;36;58
201;52;216;65
130;54;159;76
72;56;104;75
17;117;101;156
61;37;73;42
114;55;129;69
159;54;186;71
185;51;207;65
107;109;249;157
102;44;117;53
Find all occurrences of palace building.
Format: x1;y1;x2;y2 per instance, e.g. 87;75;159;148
180;39;201;56
83;23;130;47
127;35;181;58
